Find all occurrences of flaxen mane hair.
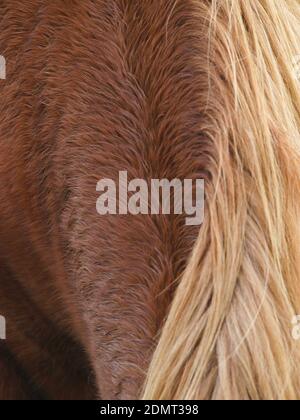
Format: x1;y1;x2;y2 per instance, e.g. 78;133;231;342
144;0;300;400
0;0;300;401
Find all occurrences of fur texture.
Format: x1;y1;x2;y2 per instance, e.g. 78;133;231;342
0;0;204;399
0;0;300;400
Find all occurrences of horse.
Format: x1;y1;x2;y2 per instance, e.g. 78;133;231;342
0;0;300;400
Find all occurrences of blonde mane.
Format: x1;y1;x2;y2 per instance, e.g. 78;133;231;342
143;0;300;400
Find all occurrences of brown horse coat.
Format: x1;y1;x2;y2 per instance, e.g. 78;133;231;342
0;0;207;399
